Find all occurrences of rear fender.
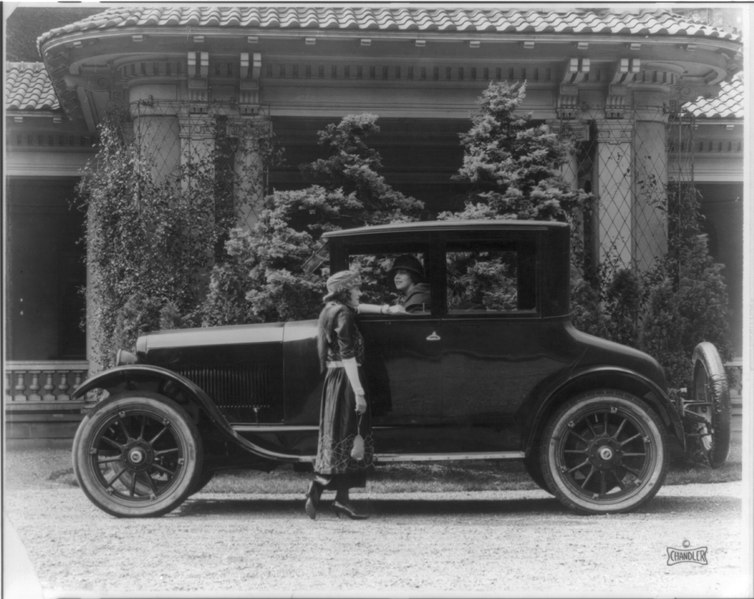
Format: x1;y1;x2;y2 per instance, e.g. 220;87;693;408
73;365;301;464
524;366;685;454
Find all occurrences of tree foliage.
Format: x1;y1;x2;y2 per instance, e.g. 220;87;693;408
443;80;589;222
574;183;731;387
200;113;424;325
639;184;731;385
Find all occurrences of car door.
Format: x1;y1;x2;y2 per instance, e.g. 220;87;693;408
427;235;549;451
359;315;450;454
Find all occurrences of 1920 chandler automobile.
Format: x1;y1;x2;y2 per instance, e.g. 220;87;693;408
71;220;731;517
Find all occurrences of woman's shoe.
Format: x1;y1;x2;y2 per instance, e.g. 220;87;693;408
332;500;368;520
304;481;322;520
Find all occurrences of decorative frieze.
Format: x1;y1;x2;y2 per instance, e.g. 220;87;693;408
117;59;185;81
7;130;95;149
263;61;556;84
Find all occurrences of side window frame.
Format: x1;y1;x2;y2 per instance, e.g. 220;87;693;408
442;235;539;318
341;240;437;318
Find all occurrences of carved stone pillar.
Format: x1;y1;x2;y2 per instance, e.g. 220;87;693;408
178;112;217;191
131;104;181;183
229;115;272;228
631;88;670;271
594;119;634;268
593;62;673;272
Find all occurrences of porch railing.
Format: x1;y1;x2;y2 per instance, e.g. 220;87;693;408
4;360;90;440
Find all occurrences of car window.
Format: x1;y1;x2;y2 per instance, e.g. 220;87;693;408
446;244;535;314
347;250;429;311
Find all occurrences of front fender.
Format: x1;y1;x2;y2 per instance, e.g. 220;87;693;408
524;366;685;453
73;365;304;464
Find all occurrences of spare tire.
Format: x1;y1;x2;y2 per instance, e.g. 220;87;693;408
689;342;731;468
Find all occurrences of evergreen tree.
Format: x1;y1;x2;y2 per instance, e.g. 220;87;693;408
200;113;424;325
443;80;588;222
639;184;731;386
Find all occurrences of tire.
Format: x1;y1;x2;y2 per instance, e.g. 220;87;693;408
188;469;215;496
690;342;731;468
72;393;203;518
540;390;667;514
524;447;553;495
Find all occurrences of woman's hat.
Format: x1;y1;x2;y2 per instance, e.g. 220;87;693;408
390;255;424;279
324;270;362;301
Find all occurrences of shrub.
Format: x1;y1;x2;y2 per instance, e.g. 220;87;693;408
78;110;227;371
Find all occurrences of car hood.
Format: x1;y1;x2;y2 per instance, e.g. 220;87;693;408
136;320;318;354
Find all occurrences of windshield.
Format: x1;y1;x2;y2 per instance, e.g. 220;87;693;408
302;241;329;275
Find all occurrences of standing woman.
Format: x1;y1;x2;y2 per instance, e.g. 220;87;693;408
306;270;373;520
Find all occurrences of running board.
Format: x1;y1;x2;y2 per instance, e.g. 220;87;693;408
286;451;525;464
375;451;525;463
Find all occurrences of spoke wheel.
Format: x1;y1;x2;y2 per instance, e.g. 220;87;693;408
540;391;667;514
688;342;731;468
73;394;203;517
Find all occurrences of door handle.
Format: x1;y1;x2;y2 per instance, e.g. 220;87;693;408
426;331;441;341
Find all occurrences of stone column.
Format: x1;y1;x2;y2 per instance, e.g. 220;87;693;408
594;118;635;268
593;63;674;272
128;86;185;184
229;115;273;229
178;111;217;193
631;88;669;271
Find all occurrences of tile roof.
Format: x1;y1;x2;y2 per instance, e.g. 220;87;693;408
5;62;60;111
685;75;744;119
38;6;740;46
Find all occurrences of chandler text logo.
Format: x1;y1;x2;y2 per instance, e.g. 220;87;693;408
666;539;708;566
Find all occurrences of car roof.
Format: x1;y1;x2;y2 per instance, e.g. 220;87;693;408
322;219;569;239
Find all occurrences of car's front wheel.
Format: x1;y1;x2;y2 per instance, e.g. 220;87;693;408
73;393;203;517
540;391;667;514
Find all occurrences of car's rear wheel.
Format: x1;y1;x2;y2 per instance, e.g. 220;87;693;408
540;391;667;514
73;394;203;518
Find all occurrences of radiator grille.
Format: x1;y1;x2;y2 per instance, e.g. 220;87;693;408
177;364;282;423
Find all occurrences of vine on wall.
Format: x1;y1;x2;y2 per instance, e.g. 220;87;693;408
77;106;275;372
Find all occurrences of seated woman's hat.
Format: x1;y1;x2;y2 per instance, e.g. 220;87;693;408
325;270;362;298
390;255;424;279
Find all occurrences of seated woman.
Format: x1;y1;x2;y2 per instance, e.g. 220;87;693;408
357;255;431;315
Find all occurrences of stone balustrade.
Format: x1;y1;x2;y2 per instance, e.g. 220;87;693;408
5;361;89;404
4;361;91;440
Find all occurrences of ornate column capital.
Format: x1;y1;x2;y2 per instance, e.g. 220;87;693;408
594;118;633;145
239;52;262;114
178;112;216;142
605;58;640;120
556;57;589;120
187;51;209;109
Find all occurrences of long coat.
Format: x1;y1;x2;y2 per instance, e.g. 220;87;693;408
314;301;374;485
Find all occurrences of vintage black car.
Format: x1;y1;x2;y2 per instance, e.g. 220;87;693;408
71;220;731;517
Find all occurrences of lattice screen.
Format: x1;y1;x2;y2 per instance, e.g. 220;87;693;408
572;111;696;280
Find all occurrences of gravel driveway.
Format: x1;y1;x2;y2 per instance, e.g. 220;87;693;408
3;446;751;598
